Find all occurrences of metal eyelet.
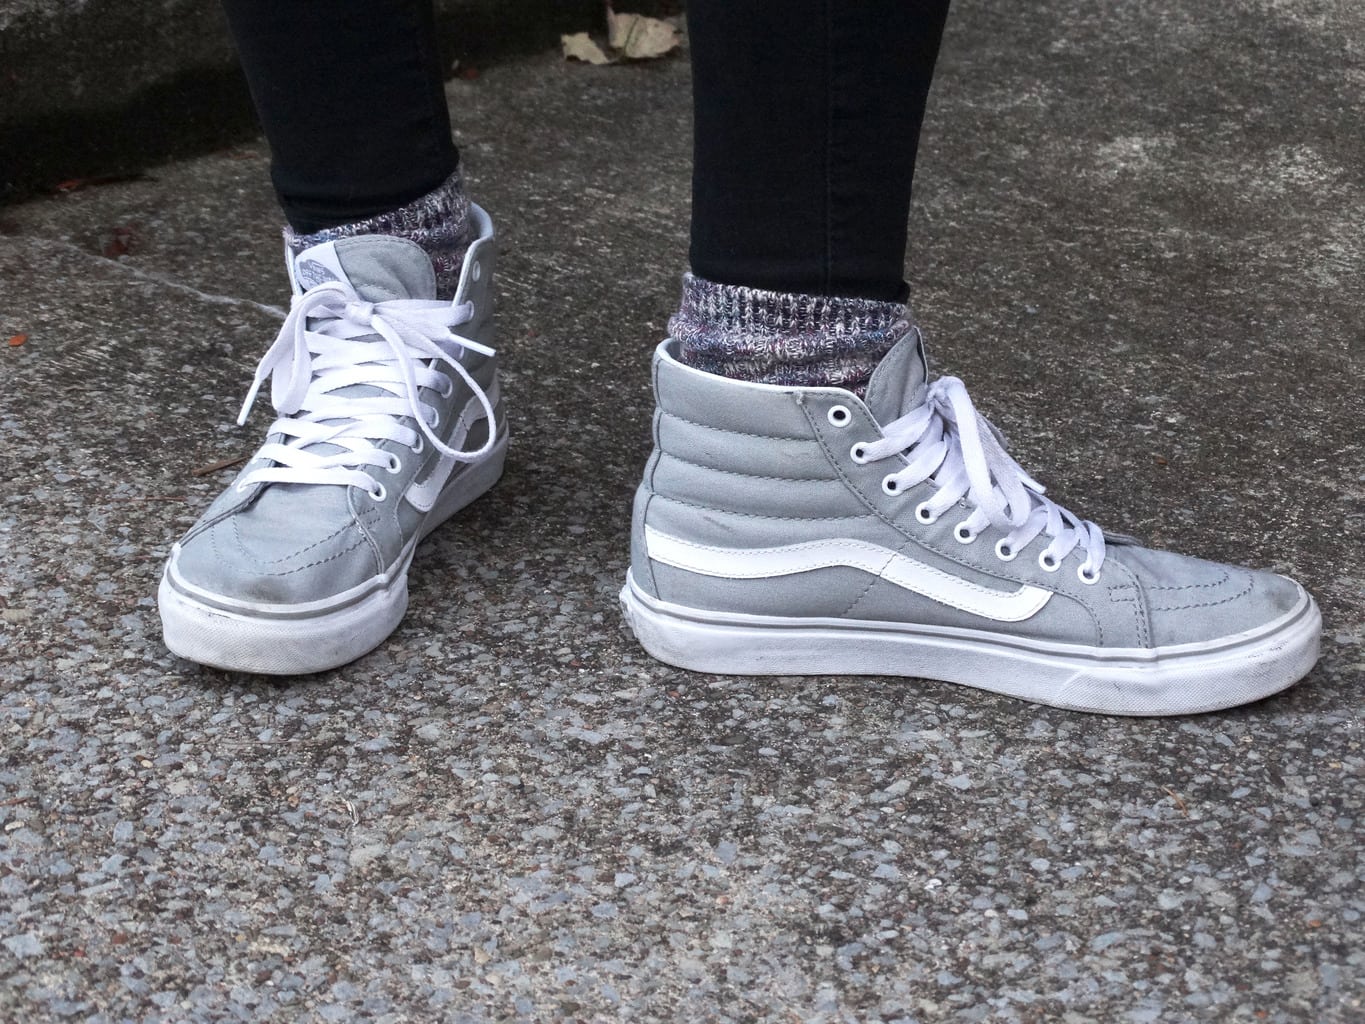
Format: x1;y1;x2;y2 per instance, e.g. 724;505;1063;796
914;502;938;524
410;435;425;455
995;538;1018;562
1077;564;1100;585
368;484;387;502
385;454;402;474
827;405;852;427
471;261;482;282
850;443;870;464
882;475;902;496
954;523;977;544
1038;551;1061;572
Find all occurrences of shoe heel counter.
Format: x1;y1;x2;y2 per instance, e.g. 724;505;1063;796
629;449;663;600
461;204;497;347
475;229;496;329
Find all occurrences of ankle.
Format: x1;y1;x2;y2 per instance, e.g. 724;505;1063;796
669;274;910;396
283;169;473;300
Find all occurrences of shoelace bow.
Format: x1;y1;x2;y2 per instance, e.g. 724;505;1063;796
860;375;1107;578
235;281;496;497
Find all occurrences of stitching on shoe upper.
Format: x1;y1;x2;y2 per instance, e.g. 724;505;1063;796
1148;571;1253;612
660;450;849;485
1144;569;1231;592
657;532;1040;601
837;535;915;618
374;468;402;538
352;503;387;573
1104;577;1146;647
795;397;1107;646
180;476;260;543
225;514;353;566
654;493;879;523
637;488;660;596
641;366;664;599
659;409;810;443
797;395;1119;644
838;573;882;619
215;516;371;578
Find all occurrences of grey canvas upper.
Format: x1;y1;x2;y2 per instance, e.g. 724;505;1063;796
170;216;499;609
629;331;1302;650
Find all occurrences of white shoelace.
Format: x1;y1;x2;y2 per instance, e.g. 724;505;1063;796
860;375;1107;579
234;281;496;498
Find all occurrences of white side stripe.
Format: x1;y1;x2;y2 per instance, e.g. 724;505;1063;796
644;526;1052;623
404;381;499;513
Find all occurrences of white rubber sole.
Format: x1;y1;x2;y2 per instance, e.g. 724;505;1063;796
159;434;507;675
618;573;1321;716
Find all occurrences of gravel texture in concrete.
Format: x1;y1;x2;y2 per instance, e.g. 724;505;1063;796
1;1;1362;1021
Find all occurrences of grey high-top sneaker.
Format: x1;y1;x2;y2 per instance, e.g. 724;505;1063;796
159;205;506;674
621;330;1321;715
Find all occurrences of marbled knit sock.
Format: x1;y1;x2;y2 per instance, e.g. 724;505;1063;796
283;169;473;301
670;274;911;396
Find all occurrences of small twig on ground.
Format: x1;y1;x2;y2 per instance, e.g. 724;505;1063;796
192;455;249;477
1162;786;1189;816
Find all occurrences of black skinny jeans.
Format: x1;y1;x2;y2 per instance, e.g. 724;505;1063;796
221;1;950;304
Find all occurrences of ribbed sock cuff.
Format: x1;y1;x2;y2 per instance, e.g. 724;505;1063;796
669;274;911;395
283;170;473;300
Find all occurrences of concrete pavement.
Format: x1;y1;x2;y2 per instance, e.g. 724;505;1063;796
1;1;1362;1020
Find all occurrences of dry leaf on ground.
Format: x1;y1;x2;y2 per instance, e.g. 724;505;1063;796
607;9;681;60
7;333;27;348
103;225;135;259
562;32;615;65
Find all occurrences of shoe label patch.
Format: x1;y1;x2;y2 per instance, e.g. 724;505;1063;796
289;240;350;295
644;526;1052;622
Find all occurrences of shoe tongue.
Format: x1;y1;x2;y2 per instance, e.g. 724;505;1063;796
862;327;930;423
290;235;437;302
268;235;440;483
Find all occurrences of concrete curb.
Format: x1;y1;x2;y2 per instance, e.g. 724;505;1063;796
0;0;654;202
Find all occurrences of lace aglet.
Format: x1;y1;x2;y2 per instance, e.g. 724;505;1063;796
237;378;264;426
450;332;495;360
